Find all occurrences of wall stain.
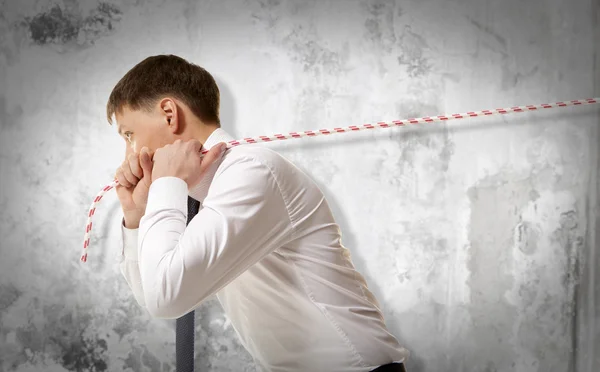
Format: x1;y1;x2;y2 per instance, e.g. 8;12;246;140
361;0;399;69
28;6;79;45
256;0;282;9
81;3;122;39
466;170;582;371
515;221;540;255
46;306;109;372
123;344;162;372
396;25;432;78
467;16;508;49
554;208;583;370
281;25;350;76
392;100;454;202
501;65;540;91
0;283;21;312
466;12;541;91
24;2;121;47
6;301;110;372
249;0;282;29
465;171;527;371
192;297;255;371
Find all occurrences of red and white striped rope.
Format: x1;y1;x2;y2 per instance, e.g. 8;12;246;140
80;97;599;262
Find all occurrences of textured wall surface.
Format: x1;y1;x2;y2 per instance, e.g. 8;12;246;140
1;0;599;371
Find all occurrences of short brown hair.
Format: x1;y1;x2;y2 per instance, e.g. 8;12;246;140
106;54;220;126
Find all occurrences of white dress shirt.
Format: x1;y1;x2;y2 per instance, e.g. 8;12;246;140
119;128;409;372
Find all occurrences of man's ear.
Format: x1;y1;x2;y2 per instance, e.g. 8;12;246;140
158;98;180;133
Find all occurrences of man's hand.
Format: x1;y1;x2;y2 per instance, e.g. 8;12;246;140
114;146;154;228
152;139;227;190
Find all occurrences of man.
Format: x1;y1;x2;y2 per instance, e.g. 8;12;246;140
110;54;409;372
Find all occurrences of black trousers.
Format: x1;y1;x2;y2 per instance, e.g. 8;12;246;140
370;362;407;372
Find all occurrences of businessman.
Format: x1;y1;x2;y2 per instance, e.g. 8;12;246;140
111;54;409;372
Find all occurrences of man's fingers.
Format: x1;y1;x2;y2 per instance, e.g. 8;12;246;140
128;153;143;179
115;167;133;188
122;162;139;185
139;147;154;179
190;139;202;153
200;142;227;171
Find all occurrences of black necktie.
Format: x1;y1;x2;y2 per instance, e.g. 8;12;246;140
176;196;200;372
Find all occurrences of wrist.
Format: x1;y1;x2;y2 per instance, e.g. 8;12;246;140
123;211;142;229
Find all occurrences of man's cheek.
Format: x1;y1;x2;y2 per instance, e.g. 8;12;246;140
124;142;134;158
131;141;143;154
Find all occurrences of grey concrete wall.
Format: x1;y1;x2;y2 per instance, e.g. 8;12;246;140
0;0;598;371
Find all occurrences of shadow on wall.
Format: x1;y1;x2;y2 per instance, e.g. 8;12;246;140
289;159;424;372
214;76;238;139
267;104;597;155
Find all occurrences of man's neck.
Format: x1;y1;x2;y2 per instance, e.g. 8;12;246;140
189;120;219;147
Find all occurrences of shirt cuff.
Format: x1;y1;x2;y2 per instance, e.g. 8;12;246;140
145;176;188;217
121;217;139;260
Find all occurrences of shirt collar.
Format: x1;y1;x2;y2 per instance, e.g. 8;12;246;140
189;127;235;202
203;127;235;151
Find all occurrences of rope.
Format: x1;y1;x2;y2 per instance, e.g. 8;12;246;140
80;97;599;262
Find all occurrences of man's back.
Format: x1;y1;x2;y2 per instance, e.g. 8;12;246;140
121;128;408;372
210;141;409;371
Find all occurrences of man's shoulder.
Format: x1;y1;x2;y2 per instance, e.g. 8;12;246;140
219;145;318;193
222;145;294;173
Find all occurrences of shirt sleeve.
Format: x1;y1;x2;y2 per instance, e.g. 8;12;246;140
119;219;147;308
138;156;294;319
